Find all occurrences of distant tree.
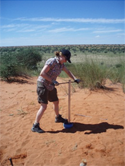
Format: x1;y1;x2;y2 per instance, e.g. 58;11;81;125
16;48;41;69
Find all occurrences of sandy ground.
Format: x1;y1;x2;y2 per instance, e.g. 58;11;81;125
0;77;125;166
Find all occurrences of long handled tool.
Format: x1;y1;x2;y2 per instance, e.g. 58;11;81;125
9;158;14;166
68;80;71;122
61;80;73;129
59;81;74;85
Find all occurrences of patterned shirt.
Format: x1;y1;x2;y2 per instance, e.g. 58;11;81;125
37;57;64;91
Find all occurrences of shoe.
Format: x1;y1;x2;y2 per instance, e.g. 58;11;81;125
31;123;44;133
55;114;68;123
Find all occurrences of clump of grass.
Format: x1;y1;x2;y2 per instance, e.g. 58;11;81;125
66;58;107;89
64;56;125;92
17;108;28;116
72;144;78;151
9;114;14;116
109;62;125;83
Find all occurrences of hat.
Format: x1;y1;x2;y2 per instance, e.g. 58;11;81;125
61;49;71;63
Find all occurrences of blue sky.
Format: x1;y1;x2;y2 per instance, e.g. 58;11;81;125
0;0;125;46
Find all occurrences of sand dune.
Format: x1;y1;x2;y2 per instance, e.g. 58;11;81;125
0;77;124;166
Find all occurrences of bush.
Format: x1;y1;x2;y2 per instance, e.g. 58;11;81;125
15;48;42;70
0;48;41;80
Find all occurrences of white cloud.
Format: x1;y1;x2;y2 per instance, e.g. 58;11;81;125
93;29;123;33
95;35;100;38
15;17;125;24
1;24;28;28
1;17;124;46
1;23;50;33
48;27;90;33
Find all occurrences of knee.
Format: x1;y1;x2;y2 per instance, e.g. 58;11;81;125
53;100;59;106
41;104;47;111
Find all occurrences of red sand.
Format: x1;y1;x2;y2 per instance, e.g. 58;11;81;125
0;77;124;166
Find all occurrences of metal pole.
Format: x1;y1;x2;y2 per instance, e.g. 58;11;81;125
68;80;71;122
9;158;14;166
59;81;74;85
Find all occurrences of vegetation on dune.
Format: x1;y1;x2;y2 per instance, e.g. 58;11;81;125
0;45;125;92
64;57;125;92
0;48;41;80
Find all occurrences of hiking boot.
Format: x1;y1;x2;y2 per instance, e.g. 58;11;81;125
55;114;68;123
31;123;44;133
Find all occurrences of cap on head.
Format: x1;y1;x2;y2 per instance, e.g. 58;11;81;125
61;49;71;63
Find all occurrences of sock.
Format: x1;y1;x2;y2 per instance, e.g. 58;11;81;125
34;122;39;126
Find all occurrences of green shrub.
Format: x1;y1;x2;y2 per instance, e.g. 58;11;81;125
15;48;41;69
0;48;41;80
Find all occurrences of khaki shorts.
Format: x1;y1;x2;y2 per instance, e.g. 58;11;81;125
37;81;58;104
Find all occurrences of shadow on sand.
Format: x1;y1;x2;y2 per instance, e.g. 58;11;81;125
1;76;34;84
47;122;124;134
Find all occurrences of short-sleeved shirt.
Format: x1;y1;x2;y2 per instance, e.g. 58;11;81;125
37;57;64;91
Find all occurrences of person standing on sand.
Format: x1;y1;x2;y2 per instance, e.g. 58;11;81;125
31;49;80;133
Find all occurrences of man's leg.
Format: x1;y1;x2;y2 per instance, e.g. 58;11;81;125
53;100;68;123
34;103;47;124
32;103;47;133
53;100;59;116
